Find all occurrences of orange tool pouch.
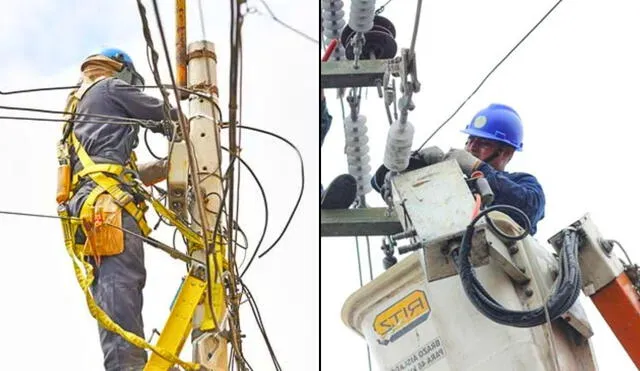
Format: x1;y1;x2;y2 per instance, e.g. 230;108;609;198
82;194;125;258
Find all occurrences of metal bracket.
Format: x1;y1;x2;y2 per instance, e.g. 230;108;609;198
321;59;392;89
484;230;531;284
167;140;189;219
321;208;402;237
548;213;625;294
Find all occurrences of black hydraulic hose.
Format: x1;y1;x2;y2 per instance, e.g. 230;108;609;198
456;204;582;327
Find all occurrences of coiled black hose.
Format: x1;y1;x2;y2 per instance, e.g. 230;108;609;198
455;204;582;327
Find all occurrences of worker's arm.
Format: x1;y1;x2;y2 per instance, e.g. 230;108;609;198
107;78;187;136
137;158;168;186
477;163;546;234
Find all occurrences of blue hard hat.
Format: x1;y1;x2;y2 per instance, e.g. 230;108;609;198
99;48;135;68
93;47;145;88
462;103;524;151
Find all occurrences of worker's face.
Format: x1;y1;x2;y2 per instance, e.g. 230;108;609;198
465;136;515;171
465;136;501;161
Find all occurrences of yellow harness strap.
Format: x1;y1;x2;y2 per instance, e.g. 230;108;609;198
70;132;151;236
56;206;200;371
63;76;107;123
62;75;150;237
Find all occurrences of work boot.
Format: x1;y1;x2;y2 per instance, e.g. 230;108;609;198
321;174;357;209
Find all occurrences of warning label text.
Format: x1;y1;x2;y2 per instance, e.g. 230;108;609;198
389;337;446;371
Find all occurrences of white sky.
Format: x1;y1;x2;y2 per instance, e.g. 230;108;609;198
0;0;318;369
322;0;640;370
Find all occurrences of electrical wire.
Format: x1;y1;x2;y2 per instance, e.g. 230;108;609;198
415;0;565;152
0;83;224;129
227;125;304;259
144;128;166;160
255;0;318;44
0;115;142;126
409;0;423;56
188;179;260;277
213;147;269;278
238;278;282;371
225;2;250;365
0;209;73;221
375;0;396;15
135;0;174;123
354;237;374;371
609;239;633;265
0;105;154;126
0;210;202;264
232;8;246;285
0;85;81;95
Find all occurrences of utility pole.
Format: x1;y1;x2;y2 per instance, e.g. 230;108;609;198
186;38;228;371
147;2;230;369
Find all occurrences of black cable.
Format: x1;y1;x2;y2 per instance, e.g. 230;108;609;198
215;147;268;278
0;105;152;125
0;115;142;126
234;20;245;278
456;204;582;327
144;128;165;160
0;209;201;265
226;4;251;365
0;83;224;129
229;125;304;259
0;85;80;95
239;278;282;371
256;0;318;44
135;0;173;122
204;155;237;344
415;0;565;152
0;209;71;220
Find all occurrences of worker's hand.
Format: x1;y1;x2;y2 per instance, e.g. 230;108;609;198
172;113;190;141
137;158;169;186
417;146;445;166
159;120;175;139
444;148;483;176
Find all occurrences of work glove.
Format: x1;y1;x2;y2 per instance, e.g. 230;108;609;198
372;146;444;196
416;146;445;165
444;148;483;176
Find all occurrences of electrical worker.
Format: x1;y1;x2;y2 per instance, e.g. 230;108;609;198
321;88;357;209
60;48;180;370
373;103;546;235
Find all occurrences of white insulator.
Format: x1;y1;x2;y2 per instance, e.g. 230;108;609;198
344;114;373;196
322;0;346;41
345;143;369;157
383;119;415;172
322;12;345;36
348;0;376;33
321;0;348;61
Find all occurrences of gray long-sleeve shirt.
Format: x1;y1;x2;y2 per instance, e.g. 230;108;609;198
68;77;175;217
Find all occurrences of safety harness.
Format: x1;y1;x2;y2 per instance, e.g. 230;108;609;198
59;76;151;246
